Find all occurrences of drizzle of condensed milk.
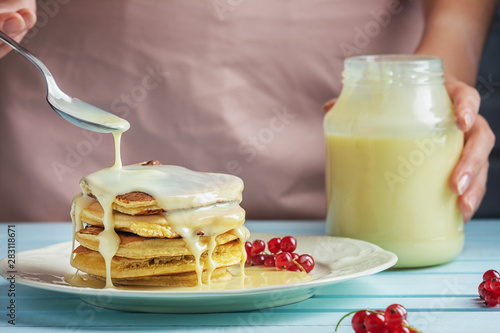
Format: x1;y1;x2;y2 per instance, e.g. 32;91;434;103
71;155;248;287
68;107;302;291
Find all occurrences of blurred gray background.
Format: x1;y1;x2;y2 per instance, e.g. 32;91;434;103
475;5;500;217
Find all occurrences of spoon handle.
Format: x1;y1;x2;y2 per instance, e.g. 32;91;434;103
0;31;61;95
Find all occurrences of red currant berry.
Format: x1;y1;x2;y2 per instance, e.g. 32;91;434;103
275;252;293;270
384;304;407;327
484;291;500;307
483;269;500;281
245;242;252;265
485;279;494;291
391;326;410;333
267;238;281;254
351;310;369;333
280;236;297;253
251;254;265;266
297;254;315;273
287;264;302;272
478;281;486;297
251;239;266;255
381;325;392;333
364;312;385;333
481;287;489;299
245;241;252;257
291;252;299;260
490;278;500;293
263;255;276;267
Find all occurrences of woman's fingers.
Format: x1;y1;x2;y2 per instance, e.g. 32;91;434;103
450;115;495;216
458;161;489;222
17;8;36;29
321;98;338;112
445;77;481;132
0;11;25;33
0;8;36;58
451;115;495;195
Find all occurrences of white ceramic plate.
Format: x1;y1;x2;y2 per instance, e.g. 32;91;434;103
0;233;397;313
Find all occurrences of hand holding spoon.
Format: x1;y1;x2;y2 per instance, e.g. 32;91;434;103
0;31;129;134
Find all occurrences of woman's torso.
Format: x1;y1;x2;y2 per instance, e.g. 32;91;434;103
0;0;423;221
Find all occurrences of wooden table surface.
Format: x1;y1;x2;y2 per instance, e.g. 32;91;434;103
1;220;499;332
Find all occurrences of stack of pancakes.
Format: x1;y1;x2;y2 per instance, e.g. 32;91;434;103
70;162;247;287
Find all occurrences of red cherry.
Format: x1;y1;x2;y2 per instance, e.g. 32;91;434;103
280;236;297;253
251;239;266;255
364;312;385;333
351;310;369;333
251;254;265;266
267;238;281;254
275;252;293;270
384;304;407;327
483;269;500;281
297;254;315;273
263;255;276;267
484;291;500;307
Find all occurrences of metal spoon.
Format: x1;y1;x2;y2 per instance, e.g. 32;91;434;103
0;31;130;133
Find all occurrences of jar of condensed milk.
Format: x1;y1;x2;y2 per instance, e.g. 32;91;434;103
324;55;464;268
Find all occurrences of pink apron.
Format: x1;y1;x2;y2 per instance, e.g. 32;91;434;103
0;0;423;221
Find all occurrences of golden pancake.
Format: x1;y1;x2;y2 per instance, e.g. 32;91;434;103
75;225;243;259
94;267;232;287
75;201;179;238
80;180;164;215
71;240;243;278
76;200;246;239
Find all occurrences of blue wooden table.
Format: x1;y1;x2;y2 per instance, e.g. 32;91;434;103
1;220;499;332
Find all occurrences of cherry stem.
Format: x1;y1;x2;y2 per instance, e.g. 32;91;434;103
403;322;422;333
334;308;373;332
334;308;421;332
292;258;306;273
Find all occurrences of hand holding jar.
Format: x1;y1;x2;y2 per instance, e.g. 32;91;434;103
323;55;487;267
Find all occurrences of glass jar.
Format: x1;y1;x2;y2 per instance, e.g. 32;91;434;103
324;55;464;268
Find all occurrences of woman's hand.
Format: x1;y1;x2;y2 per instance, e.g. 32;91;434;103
446;76;495;222
0;0;36;59
321;75;496;222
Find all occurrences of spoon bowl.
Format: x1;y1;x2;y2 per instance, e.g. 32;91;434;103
0;31;130;134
